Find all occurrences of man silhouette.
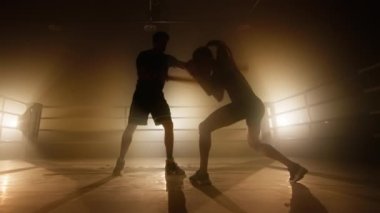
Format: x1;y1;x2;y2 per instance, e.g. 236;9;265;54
188;40;308;185
113;32;186;176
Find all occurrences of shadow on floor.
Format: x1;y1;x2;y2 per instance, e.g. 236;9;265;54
289;183;328;213
33;175;114;213
0;166;38;175
268;165;379;187
191;182;248;213
187;158;274;212
42;167;111;176
166;174;188;213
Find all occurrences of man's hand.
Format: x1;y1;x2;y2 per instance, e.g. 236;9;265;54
167;75;195;83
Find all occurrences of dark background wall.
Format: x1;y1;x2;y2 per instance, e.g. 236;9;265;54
1;0;378;104
0;1;378;159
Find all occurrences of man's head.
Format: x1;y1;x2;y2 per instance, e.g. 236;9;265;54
152;31;170;52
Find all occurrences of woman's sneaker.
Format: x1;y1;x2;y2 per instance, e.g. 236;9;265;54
289;164;308;182
189;170;212;186
112;158;125;176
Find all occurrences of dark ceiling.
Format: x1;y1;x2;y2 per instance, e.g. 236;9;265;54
0;0;378;67
0;0;376;24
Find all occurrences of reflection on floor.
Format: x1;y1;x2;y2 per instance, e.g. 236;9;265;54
0;157;379;213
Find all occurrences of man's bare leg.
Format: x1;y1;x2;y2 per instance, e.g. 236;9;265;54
112;124;137;176
162;120;174;160
162;120;185;175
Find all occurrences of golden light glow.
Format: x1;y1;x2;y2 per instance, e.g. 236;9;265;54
267;107;272;116
276;114;293;127
0;129;23;142
0;175;9;205
2;114;19;128
274;95;305;114
0;98;26;142
268;118;273;128
275;109;310;127
3;100;27;115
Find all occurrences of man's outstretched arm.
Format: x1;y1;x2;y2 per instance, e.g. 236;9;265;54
167;56;196;82
168;55;189;70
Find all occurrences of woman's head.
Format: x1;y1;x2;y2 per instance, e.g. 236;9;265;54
192;46;214;69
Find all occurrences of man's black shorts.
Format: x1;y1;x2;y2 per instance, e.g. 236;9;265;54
128;90;171;125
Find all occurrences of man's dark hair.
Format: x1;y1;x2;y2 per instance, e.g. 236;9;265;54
153;31;170;43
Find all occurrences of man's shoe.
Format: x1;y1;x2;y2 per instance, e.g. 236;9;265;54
189;170;212;186
165;160;186;176
112;158;125;176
